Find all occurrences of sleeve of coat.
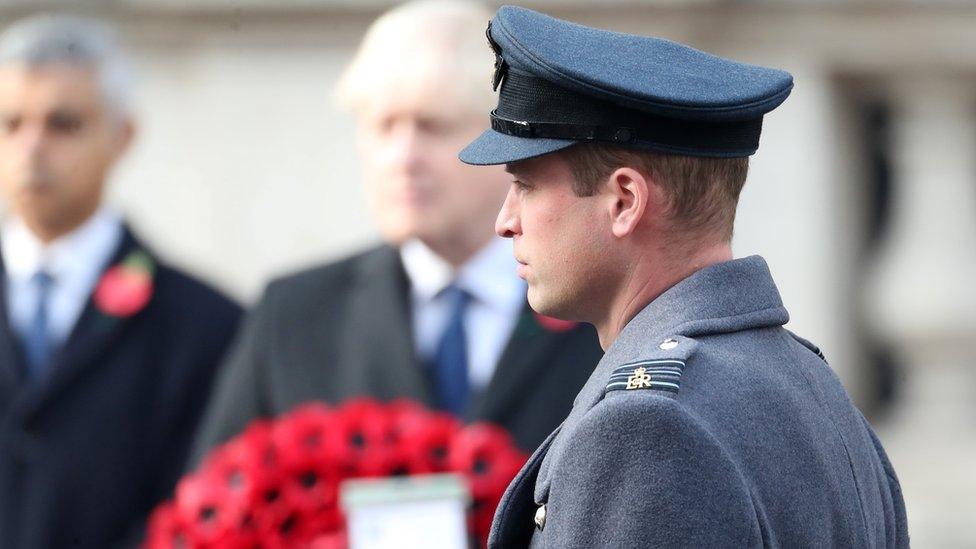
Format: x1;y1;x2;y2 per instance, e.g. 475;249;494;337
862;413;910;548
187;286;277;468
543;392;760;548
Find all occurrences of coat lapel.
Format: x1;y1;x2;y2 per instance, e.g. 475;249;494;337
0;245;26;399
336;246;433;406
18;227;149;419
469;304;567;422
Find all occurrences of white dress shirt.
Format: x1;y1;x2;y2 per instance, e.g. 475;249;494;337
2;208;123;348
400;236;527;391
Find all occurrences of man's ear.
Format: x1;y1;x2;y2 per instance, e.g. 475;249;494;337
607;167;660;238
113;117;136;159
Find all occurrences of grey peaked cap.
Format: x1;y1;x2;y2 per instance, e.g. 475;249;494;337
459;6;794;165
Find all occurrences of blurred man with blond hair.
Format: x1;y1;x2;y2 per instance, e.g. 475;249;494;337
0;14;241;548
193;0;602;458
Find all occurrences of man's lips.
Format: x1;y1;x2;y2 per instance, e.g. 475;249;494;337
392;189;428;208
18;179;55;193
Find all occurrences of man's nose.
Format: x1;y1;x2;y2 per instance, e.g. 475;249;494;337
495;187;521;238
15;123;46;157
388;125;424;172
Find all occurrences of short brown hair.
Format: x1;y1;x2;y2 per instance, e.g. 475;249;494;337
559;143;749;242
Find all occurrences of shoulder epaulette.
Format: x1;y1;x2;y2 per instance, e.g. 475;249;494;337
603;336;696;398
605;358;685;395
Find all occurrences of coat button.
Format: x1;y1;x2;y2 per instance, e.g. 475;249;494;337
659;338;679;350
534;503;546;530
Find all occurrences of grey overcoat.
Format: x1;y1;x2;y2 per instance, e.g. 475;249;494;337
490;256;908;548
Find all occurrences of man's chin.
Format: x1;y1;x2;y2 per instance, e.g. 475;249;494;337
376;217;440;245
527;289;576;321
376;223;420;246
13;172;60;191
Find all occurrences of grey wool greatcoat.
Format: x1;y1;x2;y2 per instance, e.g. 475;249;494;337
489;256;909;548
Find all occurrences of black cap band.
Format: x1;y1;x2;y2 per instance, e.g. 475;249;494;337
492;70;764;157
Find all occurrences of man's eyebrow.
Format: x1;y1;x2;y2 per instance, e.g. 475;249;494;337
504;163;524;176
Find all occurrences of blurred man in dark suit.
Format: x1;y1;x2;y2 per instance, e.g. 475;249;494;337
0;15;241;548
192;0;603;458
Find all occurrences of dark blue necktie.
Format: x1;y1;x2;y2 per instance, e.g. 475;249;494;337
433;284;471;416
24;271;54;382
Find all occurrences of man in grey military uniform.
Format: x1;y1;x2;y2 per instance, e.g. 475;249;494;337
459;6;909;548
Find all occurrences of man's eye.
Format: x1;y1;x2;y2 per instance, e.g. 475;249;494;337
417;117;452;136
512;179;531;192
373;117;394;135
1;115;21;134
48;113;83;134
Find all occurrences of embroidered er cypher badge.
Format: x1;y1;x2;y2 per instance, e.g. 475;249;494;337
605;359;685;394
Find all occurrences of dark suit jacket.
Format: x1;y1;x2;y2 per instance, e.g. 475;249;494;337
0;225;242;549
192;245;603;462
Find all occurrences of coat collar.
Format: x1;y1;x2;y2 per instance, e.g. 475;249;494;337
0;223;153;417
574;254;787;425
609;254;788;361
533;255;790;503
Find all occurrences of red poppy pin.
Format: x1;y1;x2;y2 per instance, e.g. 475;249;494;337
533;312;578;333
94;250;155;318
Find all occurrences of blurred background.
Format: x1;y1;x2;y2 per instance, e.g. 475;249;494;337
0;0;972;546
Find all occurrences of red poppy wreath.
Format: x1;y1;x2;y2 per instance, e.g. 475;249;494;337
144;399;527;549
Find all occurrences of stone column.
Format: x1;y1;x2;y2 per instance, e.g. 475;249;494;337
865;75;976;547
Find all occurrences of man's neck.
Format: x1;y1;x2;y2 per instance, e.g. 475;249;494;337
420;234;493;270
21;207;99;245
594;243;733;350
1;207;122;284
